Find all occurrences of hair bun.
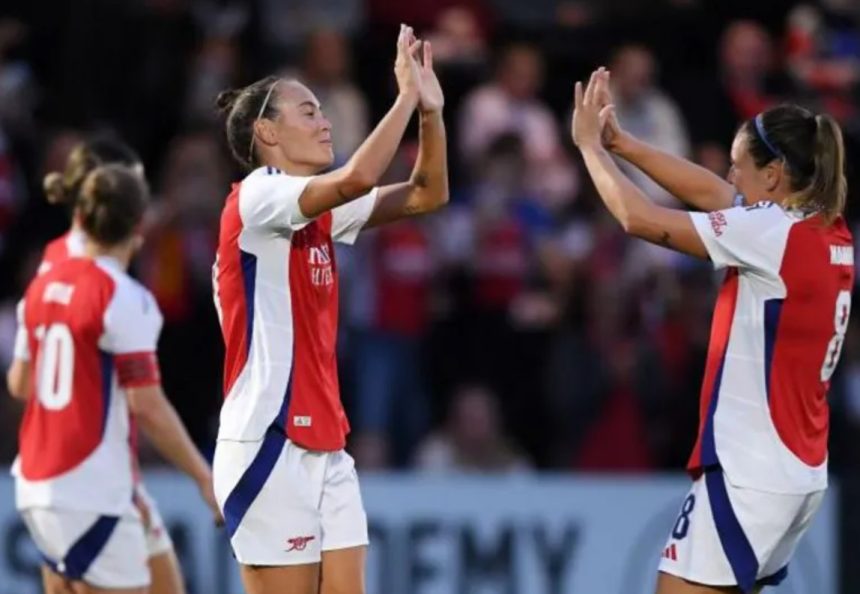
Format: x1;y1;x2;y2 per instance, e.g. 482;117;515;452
43;172;69;204
216;88;242;114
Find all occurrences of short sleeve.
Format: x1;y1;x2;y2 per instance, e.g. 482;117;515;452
238;168;315;232
100;283;163;388
13;300;29;361
689;202;792;273
331;189;378;245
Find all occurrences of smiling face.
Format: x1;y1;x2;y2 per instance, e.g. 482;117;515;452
256;80;334;173
727;130;783;205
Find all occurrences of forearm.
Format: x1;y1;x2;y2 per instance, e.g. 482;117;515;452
7;359;30;400
582;145;655;232
582;144;708;258
409;110;449;211
365;111;449;227
615;135;734;211
346;94;418;189
136;394;209;484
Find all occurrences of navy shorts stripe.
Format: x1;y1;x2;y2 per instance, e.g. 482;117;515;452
761;565;789;586
43;515;119;580
705;469;759;593
223;428;286;539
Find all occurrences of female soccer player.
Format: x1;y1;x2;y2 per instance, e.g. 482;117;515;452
9;164;218;594
212;25;447;594
572;69;852;594
6;137;212;594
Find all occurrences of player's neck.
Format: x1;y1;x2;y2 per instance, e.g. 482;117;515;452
83;240;134;270
261;156;320;177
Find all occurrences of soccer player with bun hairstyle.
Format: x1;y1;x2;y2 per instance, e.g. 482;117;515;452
9;136;213;594
211;25;448;594
10;164;220;594
38;137;143;272
573;68;852;594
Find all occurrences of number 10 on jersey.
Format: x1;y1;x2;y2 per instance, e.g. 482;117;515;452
34;323;75;410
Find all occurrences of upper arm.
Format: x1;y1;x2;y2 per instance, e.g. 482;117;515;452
628;204;710;259
688;202;791;272
101;284;163;392
239;169;316;232
13;300;29;362
331;188;379;244
8;300;31;398
240;167;376;233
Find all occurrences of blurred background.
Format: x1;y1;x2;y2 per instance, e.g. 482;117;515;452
0;0;859;592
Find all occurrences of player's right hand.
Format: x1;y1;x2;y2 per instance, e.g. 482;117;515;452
417;41;444;114
394;24;422;104
593;69;627;152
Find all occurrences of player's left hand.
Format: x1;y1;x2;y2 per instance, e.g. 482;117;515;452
571;67;614;150
417;41;444;114
198;472;224;527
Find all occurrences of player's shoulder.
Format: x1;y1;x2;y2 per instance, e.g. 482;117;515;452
23;259;112;323
38;233;71;273
722;200;798;231
736;199;789;217
238;167;310;194
95;259;160;320
42;233;69;261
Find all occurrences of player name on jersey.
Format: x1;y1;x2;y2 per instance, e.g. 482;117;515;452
830;245;854;266
43;282;75;306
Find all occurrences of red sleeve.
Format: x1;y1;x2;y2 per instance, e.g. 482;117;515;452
115;352;161;388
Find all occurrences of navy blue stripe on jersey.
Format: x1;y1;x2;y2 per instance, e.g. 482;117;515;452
223;428;285;539
99;352;113;438
41;515;119;580
240;250;257;360
706;468;758;593
763;299;784;401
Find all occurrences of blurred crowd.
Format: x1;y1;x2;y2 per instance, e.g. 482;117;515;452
2;0;860;476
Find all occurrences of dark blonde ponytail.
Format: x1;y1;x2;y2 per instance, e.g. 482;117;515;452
806;114;847;223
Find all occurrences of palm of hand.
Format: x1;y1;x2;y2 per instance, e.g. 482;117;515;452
395;25;422;98
419;68;444;112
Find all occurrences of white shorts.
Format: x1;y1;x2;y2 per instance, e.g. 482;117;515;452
213;432;368;566
21;507;150;588
135;483;174;557
659;467;824;593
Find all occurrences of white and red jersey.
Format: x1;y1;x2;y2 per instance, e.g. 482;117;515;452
213;167;377;449
12;229;86;361
14;256;163;514
688;202;854;494
39;228;85;273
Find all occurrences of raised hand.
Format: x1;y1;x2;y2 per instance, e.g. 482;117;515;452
417;41;444;113
593;69;625;151
394;24;422;104
572;68;615;149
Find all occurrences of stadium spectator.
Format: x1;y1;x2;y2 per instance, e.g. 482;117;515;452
609;44;691;206
459;43;578;211
415;383;531;472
